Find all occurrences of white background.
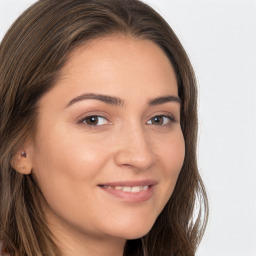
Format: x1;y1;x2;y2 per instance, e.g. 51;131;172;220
1;0;255;255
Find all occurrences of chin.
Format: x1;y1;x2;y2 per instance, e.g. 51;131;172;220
111;220;155;240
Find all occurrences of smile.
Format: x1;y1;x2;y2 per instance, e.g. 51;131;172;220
98;180;157;202
101;185;149;193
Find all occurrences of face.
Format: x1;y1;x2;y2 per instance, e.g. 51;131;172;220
29;36;185;243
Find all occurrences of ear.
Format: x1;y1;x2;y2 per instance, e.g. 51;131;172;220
10;143;33;175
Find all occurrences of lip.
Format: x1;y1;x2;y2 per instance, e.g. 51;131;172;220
98;179;158;203
99;179;158;187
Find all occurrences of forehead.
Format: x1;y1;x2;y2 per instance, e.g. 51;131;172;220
40;35;178;108
65;35;175;82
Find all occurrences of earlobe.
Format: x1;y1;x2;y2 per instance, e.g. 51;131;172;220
11;149;32;175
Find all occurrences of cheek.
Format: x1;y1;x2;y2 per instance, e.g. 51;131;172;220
158;130;185;196
32;124;107;179
30;128;106;211
30;128;108;223
161;130;185;172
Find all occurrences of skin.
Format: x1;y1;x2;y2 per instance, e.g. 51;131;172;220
16;35;185;256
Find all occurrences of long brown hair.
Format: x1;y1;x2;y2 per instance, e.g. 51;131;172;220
0;0;208;255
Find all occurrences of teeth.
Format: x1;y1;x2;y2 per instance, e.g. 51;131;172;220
102;185;149;192
123;186;132;192
131;186;141;192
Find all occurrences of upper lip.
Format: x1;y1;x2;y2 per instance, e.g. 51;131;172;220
98;179;158;187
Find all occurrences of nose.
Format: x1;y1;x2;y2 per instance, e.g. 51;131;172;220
113;125;156;171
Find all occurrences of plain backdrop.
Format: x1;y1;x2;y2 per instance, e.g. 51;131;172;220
0;0;256;255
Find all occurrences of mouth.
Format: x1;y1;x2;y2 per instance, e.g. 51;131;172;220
99;185;151;193
98;180;157;202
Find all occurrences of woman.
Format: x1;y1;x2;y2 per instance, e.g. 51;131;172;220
0;0;208;255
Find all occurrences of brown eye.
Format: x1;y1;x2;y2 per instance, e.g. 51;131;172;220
147;115;174;126
82;116;108;126
151;116;164;125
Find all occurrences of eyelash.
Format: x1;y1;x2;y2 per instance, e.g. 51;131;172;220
78;113;176;128
146;114;175;126
78;115;110;127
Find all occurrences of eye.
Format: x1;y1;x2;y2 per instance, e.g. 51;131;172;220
81;116;109;126
146;115;175;126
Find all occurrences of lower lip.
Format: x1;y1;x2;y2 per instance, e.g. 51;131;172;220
99;186;154;202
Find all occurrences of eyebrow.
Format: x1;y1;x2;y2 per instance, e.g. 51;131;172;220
149;95;181;105
65;93;124;108
65;93;181;108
